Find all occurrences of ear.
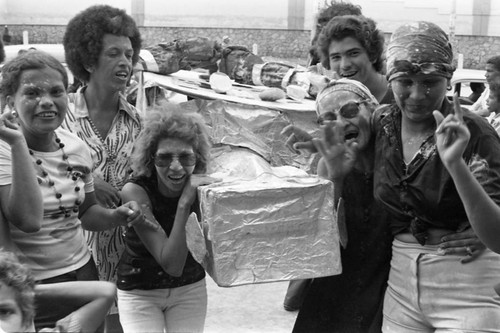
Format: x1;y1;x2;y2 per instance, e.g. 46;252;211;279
84;65;94;73
6;95;14;110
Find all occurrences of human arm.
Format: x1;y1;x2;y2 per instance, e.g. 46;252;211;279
92;174;121;208
0;111;42;232
121;175;219;277
35;281;116;333
433;95;500;254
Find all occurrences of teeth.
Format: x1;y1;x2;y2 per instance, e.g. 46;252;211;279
38;112;56;118
169;175;184;180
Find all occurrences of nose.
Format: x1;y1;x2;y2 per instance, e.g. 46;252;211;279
340;56;352;70
168;157;183;170
39;95;54;108
408;82;428;100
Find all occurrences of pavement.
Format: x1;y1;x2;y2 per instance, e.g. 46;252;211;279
204;277;298;333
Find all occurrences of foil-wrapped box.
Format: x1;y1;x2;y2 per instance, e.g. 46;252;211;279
186;173;341;287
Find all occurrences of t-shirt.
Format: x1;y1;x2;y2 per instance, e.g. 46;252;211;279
0;128;94;280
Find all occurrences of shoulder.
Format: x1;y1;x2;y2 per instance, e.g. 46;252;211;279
372;104;397;131
119;94;142;124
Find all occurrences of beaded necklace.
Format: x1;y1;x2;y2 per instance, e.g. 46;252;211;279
87;112;123;188
29;134;83;218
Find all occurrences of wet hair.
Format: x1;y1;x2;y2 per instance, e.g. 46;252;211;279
486;55;500;73
63;4;142;82
0;50;68;101
317;15;385;73
0;251;36;329
130;102;211;177
309;1;362;64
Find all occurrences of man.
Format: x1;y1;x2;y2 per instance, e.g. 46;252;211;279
471;55;500;117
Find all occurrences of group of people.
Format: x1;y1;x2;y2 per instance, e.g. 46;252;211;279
1;1;500;333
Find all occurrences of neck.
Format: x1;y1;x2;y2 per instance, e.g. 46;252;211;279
353;144;374;173
24;131;58;152
84;83;121;118
364;72;387;102
401;116;436;135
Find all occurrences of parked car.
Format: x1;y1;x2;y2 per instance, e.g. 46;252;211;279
448;68;487;108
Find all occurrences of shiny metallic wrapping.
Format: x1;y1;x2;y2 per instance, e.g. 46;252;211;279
186;171;342;287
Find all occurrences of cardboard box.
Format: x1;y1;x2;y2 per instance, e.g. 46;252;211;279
186;174;342;287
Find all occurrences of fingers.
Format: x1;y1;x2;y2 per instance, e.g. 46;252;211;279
293;141;317;153
432;110;445;130
452;93;464;123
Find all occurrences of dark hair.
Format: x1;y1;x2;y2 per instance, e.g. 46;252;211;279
130;102;211;177
317;14;385;73
486;55;500;72
63;4;142;82
0;39;5;64
0;251;36;329
0;50;68;101
309;0;362;64
470;82;485;93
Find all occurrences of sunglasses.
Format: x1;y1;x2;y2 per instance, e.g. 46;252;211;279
317;101;364;125
153;153;197;167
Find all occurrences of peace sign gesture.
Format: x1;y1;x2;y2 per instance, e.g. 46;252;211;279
433;94;470;168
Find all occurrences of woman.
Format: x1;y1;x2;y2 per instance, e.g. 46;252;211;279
61;5;143;330
116;104;218;333
0;50;143;331
290;79;392;332
374;21;500;331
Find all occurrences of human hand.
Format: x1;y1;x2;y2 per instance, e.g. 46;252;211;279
180;174;221;207
433;94;470;169
280;125;316;154
94;175;121;208
312;121;358;181
0;109;24;146
113;201;143;228
438;226;486;264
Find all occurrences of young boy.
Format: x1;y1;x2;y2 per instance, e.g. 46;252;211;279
0;251;116;332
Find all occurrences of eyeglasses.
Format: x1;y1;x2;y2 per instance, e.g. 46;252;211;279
153;153;197;167
317;101;364;125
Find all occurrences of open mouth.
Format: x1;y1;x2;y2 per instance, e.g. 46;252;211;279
340;72;357;78
37;111;57;118
344;128;359;141
116;71;129;80
168;174;185;182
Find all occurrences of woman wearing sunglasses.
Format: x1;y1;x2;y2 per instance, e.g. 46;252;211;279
375;21;500;331
116;103;219;333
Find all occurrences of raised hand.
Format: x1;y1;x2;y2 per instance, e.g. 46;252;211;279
0;109;23;145
433;94;470;168
312;121;358;181
280;125;316;153
179;174;221;207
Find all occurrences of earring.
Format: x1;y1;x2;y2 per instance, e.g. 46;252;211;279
447;85;452;91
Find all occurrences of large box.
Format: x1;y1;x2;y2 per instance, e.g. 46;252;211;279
186;173;342;287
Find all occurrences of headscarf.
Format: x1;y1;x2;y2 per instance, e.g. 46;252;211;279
315;78;378;116
386;21;455;82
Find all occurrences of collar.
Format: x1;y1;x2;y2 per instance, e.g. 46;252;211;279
69;85;141;124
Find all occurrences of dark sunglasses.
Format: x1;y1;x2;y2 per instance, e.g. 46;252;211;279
317;101;364;125
153;153;197;167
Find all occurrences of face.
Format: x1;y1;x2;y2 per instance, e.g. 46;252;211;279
154;138;196;197
391;74;448;123
0;282;27;333
7;67;68;138
487;93;499;113
317;90;373;150
90;34;134;92
485;63;500;85
328;36;376;84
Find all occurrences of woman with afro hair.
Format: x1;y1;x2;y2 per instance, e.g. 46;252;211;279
61;5;143;332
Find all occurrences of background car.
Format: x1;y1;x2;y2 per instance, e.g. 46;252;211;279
447;68;487;108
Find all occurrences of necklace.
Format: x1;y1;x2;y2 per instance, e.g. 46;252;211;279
87;112;123;188
29;134;83;218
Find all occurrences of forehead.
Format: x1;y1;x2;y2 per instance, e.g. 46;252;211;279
156;137;193;153
328;36;365;54
18;67;65;86
317;90;363;115
486;63;500;72
101;34;133;50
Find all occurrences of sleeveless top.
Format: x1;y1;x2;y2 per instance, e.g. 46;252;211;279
117;175;205;290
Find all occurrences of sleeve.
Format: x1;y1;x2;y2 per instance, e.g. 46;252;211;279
38;312;83;333
0;140;13;186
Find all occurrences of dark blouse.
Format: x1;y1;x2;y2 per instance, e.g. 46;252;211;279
373;100;500;244
117;175;205;290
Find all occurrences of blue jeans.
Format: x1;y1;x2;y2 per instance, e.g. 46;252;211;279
117;279;207;333
383;239;500;332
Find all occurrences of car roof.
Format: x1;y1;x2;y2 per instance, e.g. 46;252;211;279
451;68;486;84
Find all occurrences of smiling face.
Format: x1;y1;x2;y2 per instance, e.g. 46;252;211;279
0;282;28;333
391;74;448;123
328;36;376;84
317;89;373;150
154;137;196;198
7;67;68;139
90;34;133;92
485;63;500;85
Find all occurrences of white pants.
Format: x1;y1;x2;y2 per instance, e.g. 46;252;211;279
117;279;207;333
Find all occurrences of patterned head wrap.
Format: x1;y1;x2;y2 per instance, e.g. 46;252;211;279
386;21;455;82
315;78;378;116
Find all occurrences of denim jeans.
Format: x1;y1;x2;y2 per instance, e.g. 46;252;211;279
383;239;500;332
117;278;207;333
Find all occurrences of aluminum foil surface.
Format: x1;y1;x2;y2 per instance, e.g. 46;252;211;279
186;151;341;287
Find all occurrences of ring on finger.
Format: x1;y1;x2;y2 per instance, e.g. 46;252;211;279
466;246;473;256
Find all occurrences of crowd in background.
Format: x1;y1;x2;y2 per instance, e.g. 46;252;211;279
2;1;500;333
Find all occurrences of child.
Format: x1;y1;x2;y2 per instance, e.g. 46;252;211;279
0;250;116;333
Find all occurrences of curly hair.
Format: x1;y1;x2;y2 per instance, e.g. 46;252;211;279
130;102;211;177
63;4;142;82
0;50;68;101
0;250;36;329
309;0;362;64
317;15;385;73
